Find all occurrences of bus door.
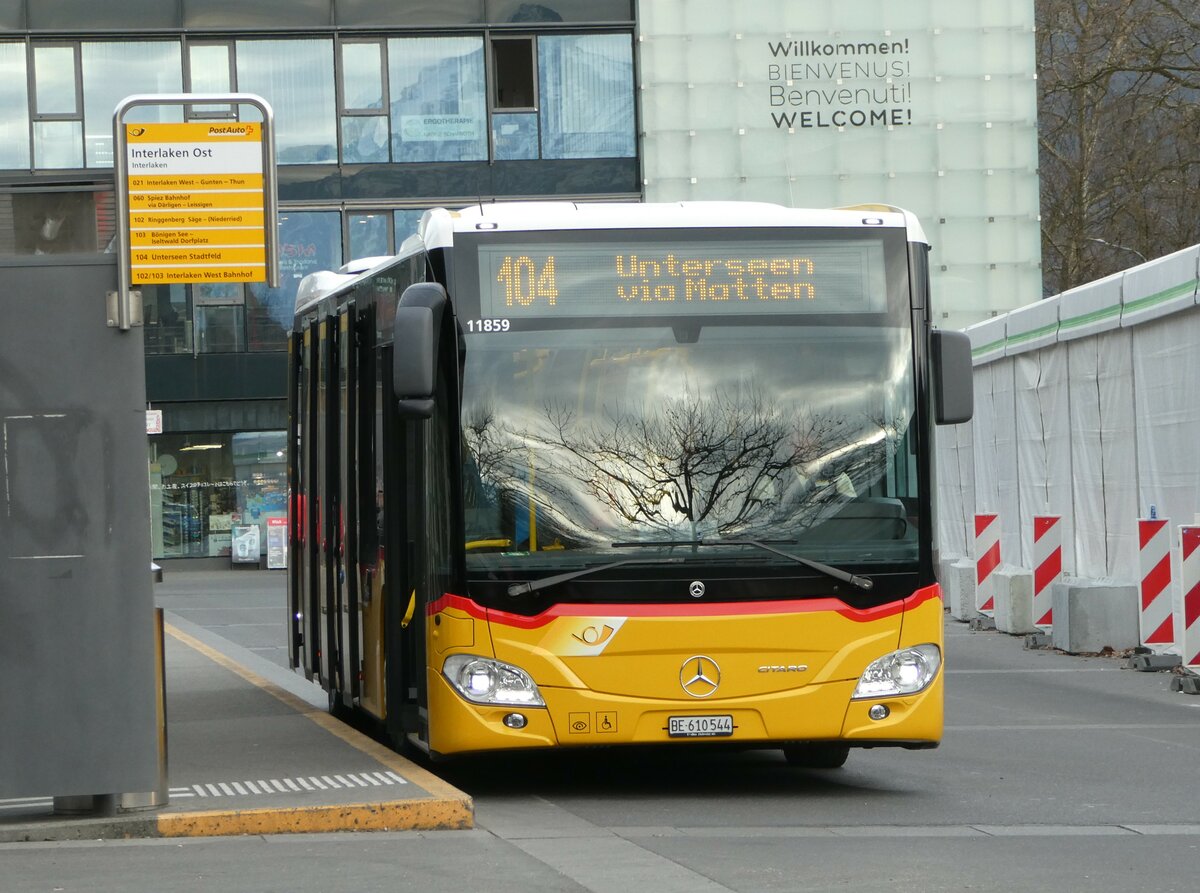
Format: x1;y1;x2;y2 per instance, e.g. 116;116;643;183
380;342;421;747
297;322;322;680
316;316;337;689
355;311;386;719
404;353;461;750
287;327;308;674
335;305;361;707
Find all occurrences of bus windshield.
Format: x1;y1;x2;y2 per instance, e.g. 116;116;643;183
452;226;920;576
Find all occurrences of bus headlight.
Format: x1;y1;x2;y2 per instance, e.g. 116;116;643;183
442;655;545;707
852;644;941;699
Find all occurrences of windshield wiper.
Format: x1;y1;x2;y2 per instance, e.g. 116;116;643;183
611;538;874;591
506;557;686;597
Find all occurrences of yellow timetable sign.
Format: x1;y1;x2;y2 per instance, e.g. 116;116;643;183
124;121;267;284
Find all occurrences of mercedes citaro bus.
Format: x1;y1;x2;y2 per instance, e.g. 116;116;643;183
287;201;972;767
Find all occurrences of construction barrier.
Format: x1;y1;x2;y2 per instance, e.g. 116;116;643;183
1181;526;1200;671
975;513;1000;617
1138;518;1174;651
1032;515;1061;631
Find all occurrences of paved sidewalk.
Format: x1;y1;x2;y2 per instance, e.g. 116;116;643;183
0;613;472;842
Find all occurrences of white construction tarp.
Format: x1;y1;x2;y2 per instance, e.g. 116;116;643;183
1066;330;1138;579
1133;312;1200;533
1013;345;1072;569
937;248;1200;602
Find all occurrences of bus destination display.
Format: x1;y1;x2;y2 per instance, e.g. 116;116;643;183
476;239;886;318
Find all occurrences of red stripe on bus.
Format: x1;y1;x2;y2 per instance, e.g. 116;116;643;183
427;584;941;630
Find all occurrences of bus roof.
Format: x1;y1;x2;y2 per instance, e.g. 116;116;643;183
421;200;927;249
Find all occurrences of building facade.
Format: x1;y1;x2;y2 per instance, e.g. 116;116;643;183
0;1;1039;562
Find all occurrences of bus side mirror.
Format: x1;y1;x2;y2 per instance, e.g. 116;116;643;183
392;282;448;419
931;329;973;425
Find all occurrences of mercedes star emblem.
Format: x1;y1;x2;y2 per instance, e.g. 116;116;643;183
689;580;706;598
680;655;721;698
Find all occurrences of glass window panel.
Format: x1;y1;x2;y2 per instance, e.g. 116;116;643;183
394;209;426;245
492;38;535;109
247;211;342;351
232;430;288;555
34;46;77;115
388;36;486;163
33;120;83;169
188;44;232;93
341;42;384;110
538;34;634;159
341;115;390;163
187;44;234;117
183;0;330;28
348;212;391;261
29;1;178;30
486;0;632;23
1;191;100;255
82;42;183;167
0;43;30;169
492;111;538;160
336;0;483;27
237;39;336;164
195;304;245;353
143;284;192;354
194;282;245;306
153;432;236;558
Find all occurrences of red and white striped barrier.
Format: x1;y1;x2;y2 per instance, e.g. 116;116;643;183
1032;516;1062;631
1138;518;1174;650
1180;526;1200;670
975;513;1000;617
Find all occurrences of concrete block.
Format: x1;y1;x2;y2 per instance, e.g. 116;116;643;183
937;556;959;591
1177;675;1200;695
1050;578;1140;654
1126;653;1181;672
945;558;979;622
993;566;1036;635
1024;632;1053;650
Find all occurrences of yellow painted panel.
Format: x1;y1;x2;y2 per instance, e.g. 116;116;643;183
131;265;266;284
129;173;263;190
129;190;264;211
130;210;265;228
131;228;265;247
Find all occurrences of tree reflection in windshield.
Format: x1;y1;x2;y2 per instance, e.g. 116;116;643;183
461;329;917;559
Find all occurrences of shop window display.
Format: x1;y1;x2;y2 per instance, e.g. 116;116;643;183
149;430;285;559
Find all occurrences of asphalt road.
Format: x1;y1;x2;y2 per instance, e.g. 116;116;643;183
7;569;1200;892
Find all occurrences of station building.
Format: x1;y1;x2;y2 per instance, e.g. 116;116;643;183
0;1;1039;563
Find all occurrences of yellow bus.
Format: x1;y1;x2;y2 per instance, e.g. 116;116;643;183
287;201;972;766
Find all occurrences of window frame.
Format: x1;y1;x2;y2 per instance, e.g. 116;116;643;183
337;37;391;164
30;42;81;120
183;40;238;121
